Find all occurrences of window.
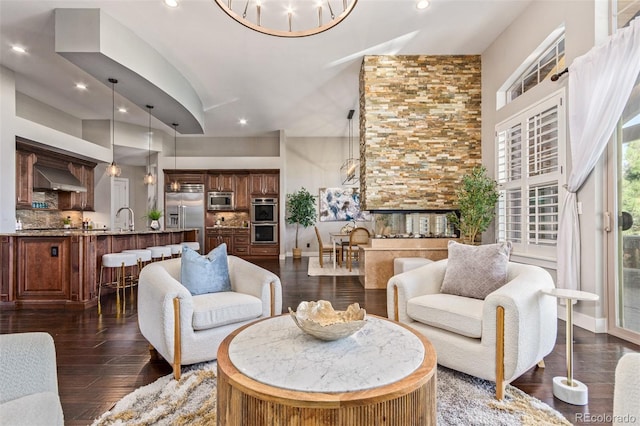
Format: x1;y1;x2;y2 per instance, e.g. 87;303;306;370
496;91;565;259
497;26;565;109
506;35;565;105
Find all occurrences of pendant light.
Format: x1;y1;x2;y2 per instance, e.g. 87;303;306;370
105;78;122;177
169;123;180;192
340;109;359;185
143;105;156;185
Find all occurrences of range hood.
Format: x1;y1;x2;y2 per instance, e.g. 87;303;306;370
33;165;87;193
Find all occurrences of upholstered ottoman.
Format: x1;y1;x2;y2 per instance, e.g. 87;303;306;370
393;257;433;275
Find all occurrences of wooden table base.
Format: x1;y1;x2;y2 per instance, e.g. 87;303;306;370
217;372;435;425
217;317;437;426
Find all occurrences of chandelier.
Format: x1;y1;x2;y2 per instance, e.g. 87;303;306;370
340;109;358;185
213;0;358;38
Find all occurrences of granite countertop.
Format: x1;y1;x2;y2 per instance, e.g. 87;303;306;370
4;228;199;237
206;226;250;230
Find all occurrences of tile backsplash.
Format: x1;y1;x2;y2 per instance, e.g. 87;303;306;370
17;191;84;229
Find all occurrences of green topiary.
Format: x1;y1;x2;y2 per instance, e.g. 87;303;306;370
286;187;317;249
448;166;500;244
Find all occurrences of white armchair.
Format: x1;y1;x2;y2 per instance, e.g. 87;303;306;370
613;352;640;424
388;259;557;399
0;332;64;426
138;256;282;380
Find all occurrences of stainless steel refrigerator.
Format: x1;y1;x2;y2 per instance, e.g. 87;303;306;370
165;183;205;250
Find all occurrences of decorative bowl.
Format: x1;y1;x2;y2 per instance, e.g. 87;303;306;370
288;300;366;341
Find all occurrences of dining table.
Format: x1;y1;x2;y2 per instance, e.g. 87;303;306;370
329;232;350;269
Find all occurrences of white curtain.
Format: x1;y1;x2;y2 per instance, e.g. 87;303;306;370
557;17;640;290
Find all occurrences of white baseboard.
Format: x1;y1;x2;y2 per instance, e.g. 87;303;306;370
557;308;608;333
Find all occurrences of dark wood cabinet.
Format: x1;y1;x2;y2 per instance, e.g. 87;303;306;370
16;140;97;211
15;151;35;208
205;228;251;256
164;171;205;186
249;245;279;256
16;237;71;302
206;228;233;254
234;174;250;210
250;172;279;196
58;163;95;211
232;230;250;256
1;230;193;310
207;173;234;192
161;169;280;260
0;237;14;303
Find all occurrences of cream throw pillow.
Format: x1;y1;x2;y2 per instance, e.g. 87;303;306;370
440;241;512;300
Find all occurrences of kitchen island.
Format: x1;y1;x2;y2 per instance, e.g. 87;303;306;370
0;228;198;310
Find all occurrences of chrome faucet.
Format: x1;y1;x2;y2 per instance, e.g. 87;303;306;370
116;207;135;231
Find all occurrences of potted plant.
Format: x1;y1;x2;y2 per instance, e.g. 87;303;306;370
286;187;317;258
145;208;163;231
447;166;500;244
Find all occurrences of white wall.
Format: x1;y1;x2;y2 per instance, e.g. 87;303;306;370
16;92;83;138
82;120;111;148
481;0;608;331
284;136;373;257
176;136;280;157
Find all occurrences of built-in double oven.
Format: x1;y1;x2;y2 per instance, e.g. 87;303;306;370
251;198;278;244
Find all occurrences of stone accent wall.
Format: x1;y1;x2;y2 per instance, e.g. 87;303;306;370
359;55;482;211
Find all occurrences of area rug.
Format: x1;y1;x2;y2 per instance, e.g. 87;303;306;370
307;257;360;276
92;362;570;426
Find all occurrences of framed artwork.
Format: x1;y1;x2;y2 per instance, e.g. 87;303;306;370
318;187;371;222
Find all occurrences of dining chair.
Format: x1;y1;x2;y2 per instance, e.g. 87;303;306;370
346;227;370;271
315;226;342;268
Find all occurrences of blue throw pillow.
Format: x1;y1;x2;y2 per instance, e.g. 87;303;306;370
180;244;231;295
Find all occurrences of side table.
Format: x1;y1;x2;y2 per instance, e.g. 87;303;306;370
541;288;599;405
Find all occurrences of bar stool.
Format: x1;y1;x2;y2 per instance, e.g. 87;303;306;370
182;241;200;253
166;244;183;258
147;246;172;262
98;252;138;315
122;249;152;284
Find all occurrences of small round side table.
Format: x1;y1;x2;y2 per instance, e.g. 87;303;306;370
542;288;599;405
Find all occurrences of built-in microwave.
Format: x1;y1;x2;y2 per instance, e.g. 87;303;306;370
207;191;234;211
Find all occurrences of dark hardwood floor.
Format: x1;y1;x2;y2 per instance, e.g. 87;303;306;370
1;257;638;425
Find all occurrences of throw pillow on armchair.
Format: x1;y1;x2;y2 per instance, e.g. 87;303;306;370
440;240;513;299
180;244;231;295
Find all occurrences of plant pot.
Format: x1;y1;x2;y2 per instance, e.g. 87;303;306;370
292;247;302;259
149;220;160;231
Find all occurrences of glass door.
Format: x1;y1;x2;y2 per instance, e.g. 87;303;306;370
608;72;640;343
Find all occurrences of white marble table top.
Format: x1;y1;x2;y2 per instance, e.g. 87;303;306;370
228;315;425;393
541;288;599;302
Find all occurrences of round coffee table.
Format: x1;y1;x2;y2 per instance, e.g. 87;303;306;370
217;314;437;425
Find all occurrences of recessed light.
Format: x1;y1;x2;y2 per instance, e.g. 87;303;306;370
11;45;26;53
164;0;179;7
75;83;87;90
416;0;430;10
239;118;248;125
118;107;127;113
